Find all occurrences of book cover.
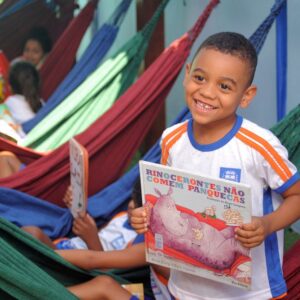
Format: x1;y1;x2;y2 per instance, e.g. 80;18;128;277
69;138;89;218
139;160;252;289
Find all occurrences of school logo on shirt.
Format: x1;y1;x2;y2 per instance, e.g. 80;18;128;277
220;167;241;182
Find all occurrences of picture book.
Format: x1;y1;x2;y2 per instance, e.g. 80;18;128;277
69;138;89;218
139;160;252;289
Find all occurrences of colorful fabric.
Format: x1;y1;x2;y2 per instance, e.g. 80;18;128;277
22;0;169;151
22;0;133;133
0;0;219;206
0;1;76;61
0;106;191;239
0;217;138;299
40;0;98;100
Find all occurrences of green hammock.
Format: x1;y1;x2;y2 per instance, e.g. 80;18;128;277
271;104;300;169
22;0;169;151
0;217;153;299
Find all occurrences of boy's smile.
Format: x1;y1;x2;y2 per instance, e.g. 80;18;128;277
194;99;218;112
183;48;256;144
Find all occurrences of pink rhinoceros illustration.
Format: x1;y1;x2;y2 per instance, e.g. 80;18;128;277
149;187;249;270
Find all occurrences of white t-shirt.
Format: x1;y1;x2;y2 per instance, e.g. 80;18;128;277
5;94;35;125
160;115;299;300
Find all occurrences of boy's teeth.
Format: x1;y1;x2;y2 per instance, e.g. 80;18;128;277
196;100;215;110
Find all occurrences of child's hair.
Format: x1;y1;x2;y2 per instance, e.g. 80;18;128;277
193;32;257;85
9;61;42;113
23;26;52;54
131;178;142;208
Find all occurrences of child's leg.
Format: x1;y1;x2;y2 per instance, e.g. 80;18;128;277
22;226;56;249
0;151;22;178
68;275;132;300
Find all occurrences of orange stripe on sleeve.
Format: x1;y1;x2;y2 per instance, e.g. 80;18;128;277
161;122;188;155
161;123;188;165
236;132;289;182
271;292;287;299
239;128;292;178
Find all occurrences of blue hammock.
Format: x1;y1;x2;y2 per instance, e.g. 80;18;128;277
22;0;132;133
0;0;34;20
0;0;64;20
0;107;191;239
0;0;287;237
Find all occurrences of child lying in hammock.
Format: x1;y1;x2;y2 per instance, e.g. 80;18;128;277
0;132;25;179
52;233;171;299
57;242;170;300
23;179;171;299
22;180;143;251
0;150;23;179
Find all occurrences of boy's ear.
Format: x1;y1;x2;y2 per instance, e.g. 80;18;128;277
240;84;257;108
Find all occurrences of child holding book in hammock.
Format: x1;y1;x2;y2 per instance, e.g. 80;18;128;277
24;179;171;299
23;179;143;251
130;32;300;300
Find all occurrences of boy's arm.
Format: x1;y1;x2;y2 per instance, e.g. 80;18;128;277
63;186;103;251
72;213;104;251
236;180;300;248
56;243;146;270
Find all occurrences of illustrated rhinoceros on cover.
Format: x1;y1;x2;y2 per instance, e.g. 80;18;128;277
149;187;249;270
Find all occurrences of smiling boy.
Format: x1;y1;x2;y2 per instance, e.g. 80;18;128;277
132;32;300;299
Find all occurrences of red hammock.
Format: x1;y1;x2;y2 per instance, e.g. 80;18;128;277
0;0;219;207
0;138;44;164
283;240;300;299
40;0;98;100
0;50;10;102
0;1;76;61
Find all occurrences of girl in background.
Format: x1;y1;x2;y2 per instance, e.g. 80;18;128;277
5;61;42;125
21;26;52;70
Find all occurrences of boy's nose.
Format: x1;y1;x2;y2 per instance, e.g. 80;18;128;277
200;84;217;100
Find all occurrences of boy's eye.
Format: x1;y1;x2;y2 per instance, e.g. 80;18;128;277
193;75;205;82
220;83;231;91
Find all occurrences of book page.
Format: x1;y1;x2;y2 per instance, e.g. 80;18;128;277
69;138;89;218
139;160;252;290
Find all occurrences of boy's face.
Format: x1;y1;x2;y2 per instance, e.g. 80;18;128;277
183;48;256;132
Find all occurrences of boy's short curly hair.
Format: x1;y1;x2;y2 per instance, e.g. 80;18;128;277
193;32;257;85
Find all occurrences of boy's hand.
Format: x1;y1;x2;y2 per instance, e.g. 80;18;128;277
72;213;102;250
235;217;269;248
63;185;73;208
130;207;148;234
